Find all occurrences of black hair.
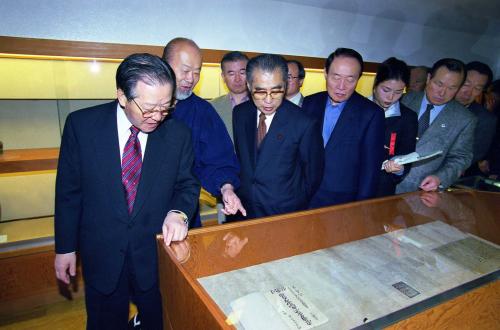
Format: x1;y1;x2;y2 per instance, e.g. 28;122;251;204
429;58;465;81
221;51;249;71
465;61;493;89
116;53;176;101
246;54;288;88
374;57;410;87
287;60;306;80
325;48;364;76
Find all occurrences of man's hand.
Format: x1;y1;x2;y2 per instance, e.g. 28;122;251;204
162;212;188;246
420;191;440;207
55;252;76;285
220;184;247;216
478;160;490;174
383;160;404;173
419;175;441;191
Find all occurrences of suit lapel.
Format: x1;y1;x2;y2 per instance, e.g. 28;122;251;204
244;104;257;170
91;102;128;220
325;98;356;148
419;103;453;146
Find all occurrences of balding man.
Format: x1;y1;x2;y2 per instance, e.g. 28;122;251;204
162;38;246;226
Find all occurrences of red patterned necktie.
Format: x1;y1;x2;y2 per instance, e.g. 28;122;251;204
257;112;267;148
122;126;142;214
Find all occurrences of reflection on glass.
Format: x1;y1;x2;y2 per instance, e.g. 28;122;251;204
171;240;191;264
223;232;248;259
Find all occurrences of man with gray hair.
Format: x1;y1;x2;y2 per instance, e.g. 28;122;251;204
232;54;324;220
162;38;246;224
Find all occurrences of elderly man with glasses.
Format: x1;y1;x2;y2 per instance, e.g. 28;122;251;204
54;53;200;329
231;54;324;220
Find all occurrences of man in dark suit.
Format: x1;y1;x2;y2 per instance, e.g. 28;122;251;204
232;54;324;219
54;54;200;329
302;48;385;208
454;61;497;176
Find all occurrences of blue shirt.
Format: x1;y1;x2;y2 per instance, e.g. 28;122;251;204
418;95;446;124
322;98;347;146
172;94;240;227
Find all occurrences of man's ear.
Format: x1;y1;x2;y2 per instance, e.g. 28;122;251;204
117;89;127;107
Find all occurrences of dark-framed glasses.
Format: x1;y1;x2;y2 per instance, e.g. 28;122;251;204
132;98;175;117
287;74;299;80
252;89;285;100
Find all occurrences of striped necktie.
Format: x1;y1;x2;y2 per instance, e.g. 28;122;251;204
122;126;142;214
418;103;433;138
257;112;267;148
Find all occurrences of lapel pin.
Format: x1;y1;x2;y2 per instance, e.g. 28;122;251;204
441;124;446;128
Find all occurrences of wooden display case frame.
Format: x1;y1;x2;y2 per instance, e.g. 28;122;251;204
157;190;500;329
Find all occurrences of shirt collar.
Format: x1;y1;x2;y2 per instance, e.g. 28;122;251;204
117;102;132;136
368;95;401;118
326;96;347;111
229;93;249;108
288;92;303;105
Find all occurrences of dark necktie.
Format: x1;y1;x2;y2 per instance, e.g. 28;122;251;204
122;126;142;214
418;103;433;138
257;112;267;148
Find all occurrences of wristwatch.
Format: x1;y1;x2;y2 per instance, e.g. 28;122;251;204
168;210;189;226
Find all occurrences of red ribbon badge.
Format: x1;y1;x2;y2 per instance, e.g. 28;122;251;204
389;133;397;156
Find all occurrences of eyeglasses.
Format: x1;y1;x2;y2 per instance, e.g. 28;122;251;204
287;75;299;80
132;98;175;117
252;90;285;100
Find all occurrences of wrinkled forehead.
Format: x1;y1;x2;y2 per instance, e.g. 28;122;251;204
222;59;248;72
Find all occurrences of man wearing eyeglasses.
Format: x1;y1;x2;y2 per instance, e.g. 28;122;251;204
163;38;246;225
286;60;306;107
54;53;200;329
232;54;324;220
302;48;385;208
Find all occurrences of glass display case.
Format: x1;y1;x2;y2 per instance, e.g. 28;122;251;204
157;190;500;329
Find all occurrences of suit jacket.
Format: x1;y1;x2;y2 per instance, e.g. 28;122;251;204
232;100;324;219
376;103;418;197
302;91;385;207
210;94;234;142
468;102;497;162
55;101;200;294
396;91;476;193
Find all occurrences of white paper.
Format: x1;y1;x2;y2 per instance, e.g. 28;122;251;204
229;286;329;330
381;150;443;169
264;285;329;330
229;292;290;330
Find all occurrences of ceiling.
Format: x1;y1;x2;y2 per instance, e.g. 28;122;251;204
275;0;500;37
